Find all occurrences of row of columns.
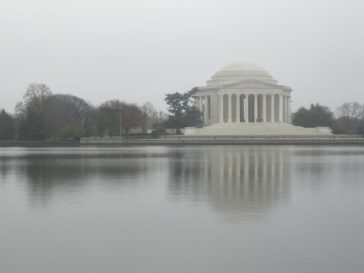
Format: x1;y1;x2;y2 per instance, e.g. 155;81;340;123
170;148;290;211
196;94;291;124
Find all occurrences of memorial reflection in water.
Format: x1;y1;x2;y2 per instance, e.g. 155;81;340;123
0;146;291;217
168;146;291;218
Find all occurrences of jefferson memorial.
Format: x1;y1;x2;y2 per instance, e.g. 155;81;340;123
185;62;331;135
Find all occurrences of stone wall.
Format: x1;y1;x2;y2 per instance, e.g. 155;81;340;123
81;135;364;145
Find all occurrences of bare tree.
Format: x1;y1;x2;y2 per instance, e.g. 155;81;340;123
141;102;159;132
15;101;25;115
96;100;145;137
43;94;95;138
24;83;52;111
337;102;364;119
12;83;53;140
97;100;124;136
120;104;145;137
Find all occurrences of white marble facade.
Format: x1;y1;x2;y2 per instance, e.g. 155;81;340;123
186;62;332;135
192;62;292;125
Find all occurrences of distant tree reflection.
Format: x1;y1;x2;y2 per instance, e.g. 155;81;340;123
0;148;167;206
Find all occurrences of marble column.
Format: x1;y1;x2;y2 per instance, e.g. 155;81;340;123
288;97;291;123
282;96;285;122
236;94;240;123
287;97;290;122
204;96;209;123
254;94;258;122
228;94;232;122
244;94;248;122
285;96;288;122
198;96;203;113
271;94;275;123
262;94;266;122
279;95;283;122
219;95;224;123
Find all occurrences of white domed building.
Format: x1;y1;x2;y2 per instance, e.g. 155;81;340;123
185;62;331;135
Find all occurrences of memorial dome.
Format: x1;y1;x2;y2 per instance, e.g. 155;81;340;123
207;61;277;86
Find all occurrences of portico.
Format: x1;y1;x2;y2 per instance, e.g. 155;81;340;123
185;62;331;136
195;93;291;124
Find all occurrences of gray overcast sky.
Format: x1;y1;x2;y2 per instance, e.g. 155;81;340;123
1;0;364;113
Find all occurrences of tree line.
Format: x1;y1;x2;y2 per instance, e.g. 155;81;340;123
0;83;203;141
292;103;364;135
1;83;364;140
0;83;165;140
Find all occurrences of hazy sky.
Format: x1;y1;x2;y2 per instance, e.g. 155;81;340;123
1;0;364;113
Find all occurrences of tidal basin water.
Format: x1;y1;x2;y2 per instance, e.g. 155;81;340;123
0;146;364;273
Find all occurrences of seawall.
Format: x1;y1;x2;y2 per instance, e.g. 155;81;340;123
80;135;364;145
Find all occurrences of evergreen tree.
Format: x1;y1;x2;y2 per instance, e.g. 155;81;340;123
0;110;15;140
292;104;335;128
164;89;202;133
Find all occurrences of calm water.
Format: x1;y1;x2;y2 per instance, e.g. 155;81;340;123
0;146;364;273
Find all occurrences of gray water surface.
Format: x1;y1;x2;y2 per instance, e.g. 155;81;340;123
0;146;363;273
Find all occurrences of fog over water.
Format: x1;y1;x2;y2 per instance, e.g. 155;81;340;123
1;0;364;112
0;146;364;273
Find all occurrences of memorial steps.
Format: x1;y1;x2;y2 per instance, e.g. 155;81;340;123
184;122;332;136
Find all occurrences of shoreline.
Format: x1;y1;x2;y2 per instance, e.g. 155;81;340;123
81;139;364;146
2;135;364;147
80;135;364;146
0;140;80;147
81;135;364;146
